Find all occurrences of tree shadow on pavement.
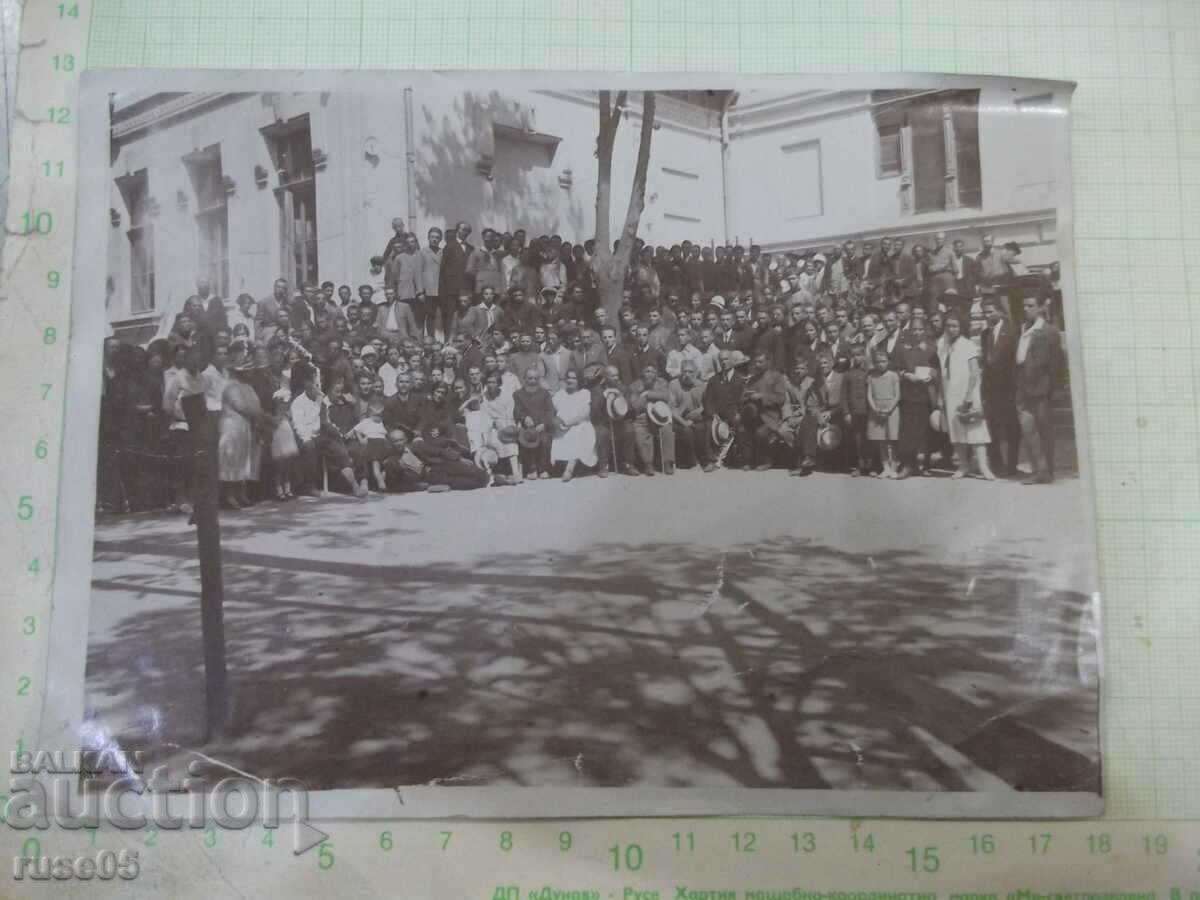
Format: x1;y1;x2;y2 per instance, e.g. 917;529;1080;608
84;522;1100;795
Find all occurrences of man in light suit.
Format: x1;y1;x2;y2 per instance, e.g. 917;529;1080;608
540;328;572;393
376;285;421;345
1015;295;1064;484
459;287;498;342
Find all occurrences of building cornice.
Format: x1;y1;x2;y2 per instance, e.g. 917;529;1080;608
754;208;1057;254
112;92;247;142
534;89;721;141
728;90;873;140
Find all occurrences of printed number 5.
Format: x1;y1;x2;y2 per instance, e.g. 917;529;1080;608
318;843;335;870
17;496;33;520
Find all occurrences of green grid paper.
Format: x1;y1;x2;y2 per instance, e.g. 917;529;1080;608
82;0;1200;821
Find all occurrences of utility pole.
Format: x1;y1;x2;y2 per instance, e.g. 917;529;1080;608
181;392;228;740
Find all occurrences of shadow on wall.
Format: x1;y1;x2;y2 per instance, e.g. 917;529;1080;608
84;521;1099;793
415;90;588;238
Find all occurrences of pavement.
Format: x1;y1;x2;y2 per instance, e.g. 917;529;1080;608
84;466;1100;794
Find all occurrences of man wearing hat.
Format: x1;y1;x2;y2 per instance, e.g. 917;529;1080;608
703;349;748;467
627;363;676;475
590;365;636;477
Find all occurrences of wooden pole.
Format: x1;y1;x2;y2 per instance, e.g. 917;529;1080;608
181;393;228;740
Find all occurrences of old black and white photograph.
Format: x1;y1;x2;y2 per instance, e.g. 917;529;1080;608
58;71;1099;818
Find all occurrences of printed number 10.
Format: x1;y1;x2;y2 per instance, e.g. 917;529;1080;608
21;212;53;234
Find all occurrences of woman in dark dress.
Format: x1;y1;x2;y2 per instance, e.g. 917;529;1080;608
894;318;938;477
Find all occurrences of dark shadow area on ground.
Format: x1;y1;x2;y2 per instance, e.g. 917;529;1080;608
84;522;1099;794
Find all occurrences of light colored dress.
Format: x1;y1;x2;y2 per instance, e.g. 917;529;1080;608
270;418;299;460
866;370;900;441
551;387;597;466
480;391;519;459
218;380;263;482
939;335;991;445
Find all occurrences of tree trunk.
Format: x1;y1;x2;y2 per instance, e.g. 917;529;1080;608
591;90;655;337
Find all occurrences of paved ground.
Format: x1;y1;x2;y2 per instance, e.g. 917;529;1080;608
84;467;1100;794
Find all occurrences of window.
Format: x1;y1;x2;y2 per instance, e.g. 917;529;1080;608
877;124;902;177
491;123;562;232
781;139;823;219
660;165;704;226
871;90;981;213
264;116;318;289
185;144;229;297
117;169;154;314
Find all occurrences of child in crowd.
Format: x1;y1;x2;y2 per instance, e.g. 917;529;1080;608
866;349;900;478
352;399;390;492
269;388;299;499
843;346;872;476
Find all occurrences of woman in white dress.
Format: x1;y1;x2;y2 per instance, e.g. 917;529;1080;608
551;369;597;481
938;315;996;481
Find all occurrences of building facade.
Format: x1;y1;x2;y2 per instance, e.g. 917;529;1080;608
723;85;1064;262
106;85;1064;342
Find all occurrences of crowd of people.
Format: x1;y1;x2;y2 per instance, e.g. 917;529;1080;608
97;219;1067;516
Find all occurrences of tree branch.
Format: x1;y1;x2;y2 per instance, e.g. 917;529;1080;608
615;90;656;269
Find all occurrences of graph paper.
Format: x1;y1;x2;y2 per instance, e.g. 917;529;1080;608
2;0;1199;894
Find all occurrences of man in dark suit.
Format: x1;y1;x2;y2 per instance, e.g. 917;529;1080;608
195;275;227;337
439;221;470;305
1014;295;1064;484
382;371;427;434
952;238;977;296
630;324;666;379
980;297;1021;475
703;349;748;468
496;288;544;335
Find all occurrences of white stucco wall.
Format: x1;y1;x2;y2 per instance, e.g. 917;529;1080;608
107;88;725;334
724;86;1066;254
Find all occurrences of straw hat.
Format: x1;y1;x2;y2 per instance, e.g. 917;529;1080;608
606;391;629;419
711;417;732;445
647;400;672;427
